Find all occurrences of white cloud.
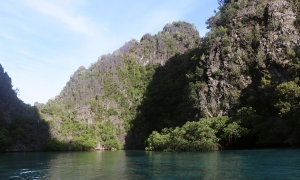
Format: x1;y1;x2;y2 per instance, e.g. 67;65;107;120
0;0;219;105
23;0;97;36
0;30;19;41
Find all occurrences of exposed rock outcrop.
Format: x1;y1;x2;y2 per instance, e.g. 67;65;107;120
202;0;300;117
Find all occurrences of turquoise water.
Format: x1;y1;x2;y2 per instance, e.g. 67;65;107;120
0;149;300;179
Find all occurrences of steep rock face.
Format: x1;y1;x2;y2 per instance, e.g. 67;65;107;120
0;64;50;151
122;22;200;66
38;0;300;149
202;0;300;117
39;22;201;148
0;65;24;124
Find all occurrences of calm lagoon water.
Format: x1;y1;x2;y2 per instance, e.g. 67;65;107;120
0;149;300;179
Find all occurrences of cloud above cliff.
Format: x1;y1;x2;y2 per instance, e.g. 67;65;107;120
0;0;218;105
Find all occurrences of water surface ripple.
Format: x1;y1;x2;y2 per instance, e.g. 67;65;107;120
0;149;300;179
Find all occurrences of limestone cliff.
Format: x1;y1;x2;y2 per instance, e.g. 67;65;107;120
202;0;300;117
38;0;300;149
0;64;50;151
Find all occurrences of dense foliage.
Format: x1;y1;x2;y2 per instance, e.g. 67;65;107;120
1;0;300;152
0;64;50;151
146;116;247;152
37;21;201;150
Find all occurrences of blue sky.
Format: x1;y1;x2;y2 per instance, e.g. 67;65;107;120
0;0;219;105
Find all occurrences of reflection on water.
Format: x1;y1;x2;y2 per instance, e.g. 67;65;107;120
0;149;300;179
45;151;128;179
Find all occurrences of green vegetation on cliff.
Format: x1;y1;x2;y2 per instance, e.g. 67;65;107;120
1;0;300;151
38;21;202;150
0;64;50;151
38;0;300;151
